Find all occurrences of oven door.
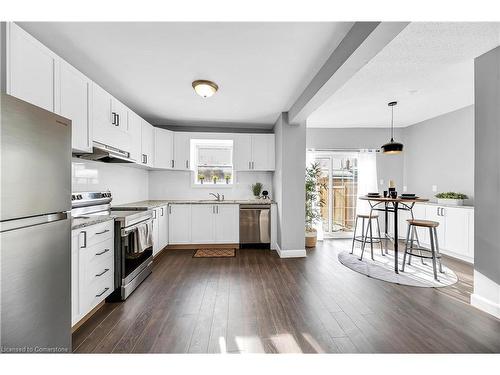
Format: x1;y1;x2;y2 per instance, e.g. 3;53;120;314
115;218;153;300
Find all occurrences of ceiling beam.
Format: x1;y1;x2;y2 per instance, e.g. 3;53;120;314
288;22;409;124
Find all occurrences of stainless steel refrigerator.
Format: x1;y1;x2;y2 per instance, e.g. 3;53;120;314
0;94;72;353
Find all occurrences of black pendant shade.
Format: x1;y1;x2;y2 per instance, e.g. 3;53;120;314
381;139;404;154
382;101;403;154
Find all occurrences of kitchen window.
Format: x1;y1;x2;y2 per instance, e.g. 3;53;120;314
191;139;234;185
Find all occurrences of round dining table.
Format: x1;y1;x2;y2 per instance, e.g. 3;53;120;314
359;196;429;273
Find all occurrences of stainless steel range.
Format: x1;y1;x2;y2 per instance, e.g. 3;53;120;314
71;192;154;301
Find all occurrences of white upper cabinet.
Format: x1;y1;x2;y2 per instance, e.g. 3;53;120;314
7;23;58;112
173;132;191;170
252;134;275;171
127;110;142;163
140;120;155;167
234;134;275;171
154;128;174;169
59;60;92;153
91;83;130;152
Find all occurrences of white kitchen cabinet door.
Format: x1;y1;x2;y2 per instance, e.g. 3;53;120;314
397;208;412;240
443;207;469;258
127;111;142;163
234;134;252;171
173;132;191;170
158;205;169;252
191;205;215;243
155;128;174;169
214;204;239;243
91;83;113;145
251;134;275;171
59;60;92;153
111;98;128;134
152;208;160;255
168;204;191;244
7;23;58;112
424;205;446;248
140;121;155;167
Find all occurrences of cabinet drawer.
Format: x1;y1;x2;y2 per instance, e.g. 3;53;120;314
83;250;114;285
84;237;114;266
82;272;113;312
79;221;114;248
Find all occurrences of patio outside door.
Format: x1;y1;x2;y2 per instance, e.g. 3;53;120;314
310;152;359;238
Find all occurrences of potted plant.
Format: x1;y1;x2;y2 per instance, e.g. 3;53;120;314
224;174;231;184
198;174;205;184
251;182;263;199
435;192;468;206
305;162;326;248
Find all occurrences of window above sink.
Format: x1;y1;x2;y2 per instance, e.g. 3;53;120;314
191;139;234;186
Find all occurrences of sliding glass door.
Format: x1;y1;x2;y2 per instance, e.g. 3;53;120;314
309;152;359;238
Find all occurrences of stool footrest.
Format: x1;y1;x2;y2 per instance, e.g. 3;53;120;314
405;247;441;260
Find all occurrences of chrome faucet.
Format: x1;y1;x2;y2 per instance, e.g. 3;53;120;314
209;192;221;201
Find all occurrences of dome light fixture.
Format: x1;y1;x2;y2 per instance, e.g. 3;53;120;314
381;101;404;154
192;79;219;98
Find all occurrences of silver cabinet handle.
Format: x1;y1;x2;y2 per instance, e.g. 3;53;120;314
171;159;174;168
216;206;219;214
95;287;109;297
248;161;251;169
169;205;172;214
186;160;189;169
95;248;110;256
441;208;445;216
81;231;87;248
252;161;254;169
112;112;117;125
161;207;164;216
153;210;157;219
95;229;109;235
212;206;215;214
95;268;109;277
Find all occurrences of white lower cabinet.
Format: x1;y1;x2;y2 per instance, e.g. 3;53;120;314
168;204;192;244
71;220;114;327
168;204;239;245
152;206;168;256
214;204;239;243
397;204;474;263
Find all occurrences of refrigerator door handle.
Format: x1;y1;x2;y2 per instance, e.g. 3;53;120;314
0;212;68;233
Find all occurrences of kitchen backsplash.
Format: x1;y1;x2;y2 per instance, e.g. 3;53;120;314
149;170;274;200
72;158;149;205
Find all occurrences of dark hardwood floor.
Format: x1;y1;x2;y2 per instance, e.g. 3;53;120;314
72;240;500;353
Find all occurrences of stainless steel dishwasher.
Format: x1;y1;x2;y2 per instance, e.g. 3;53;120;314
239;204;271;246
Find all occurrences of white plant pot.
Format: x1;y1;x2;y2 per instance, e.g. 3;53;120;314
437;198;464;206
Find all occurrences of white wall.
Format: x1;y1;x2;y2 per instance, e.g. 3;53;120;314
72;158;149;205
149;170;273;200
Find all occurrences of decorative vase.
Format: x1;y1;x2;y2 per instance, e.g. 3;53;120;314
305;229;317;248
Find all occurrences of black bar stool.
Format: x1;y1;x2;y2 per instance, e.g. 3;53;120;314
351;213;384;260
401;219;444;281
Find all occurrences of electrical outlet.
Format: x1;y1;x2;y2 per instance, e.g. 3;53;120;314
403;186;407;192
432;185;438;192
380;179;384;186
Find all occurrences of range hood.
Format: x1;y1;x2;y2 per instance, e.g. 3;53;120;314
75;142;135;163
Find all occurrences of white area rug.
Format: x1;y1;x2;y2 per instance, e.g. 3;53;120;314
338;250;458;288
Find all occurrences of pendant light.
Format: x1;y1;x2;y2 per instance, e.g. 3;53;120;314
381;101;404;154
192;80;219;98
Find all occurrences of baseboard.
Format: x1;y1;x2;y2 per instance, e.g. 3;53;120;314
275;243;307;258
72;301;105;333
471;293;500;319
166;243;239;250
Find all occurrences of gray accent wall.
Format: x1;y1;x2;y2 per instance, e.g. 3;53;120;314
474;46;500;286
403;106;474;203
273;113;306;252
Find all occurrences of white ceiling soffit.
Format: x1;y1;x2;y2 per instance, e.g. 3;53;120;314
307;22;500;128
18;22;353;129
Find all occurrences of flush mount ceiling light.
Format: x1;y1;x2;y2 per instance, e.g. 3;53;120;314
381;101;404;154
192;80;219;98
